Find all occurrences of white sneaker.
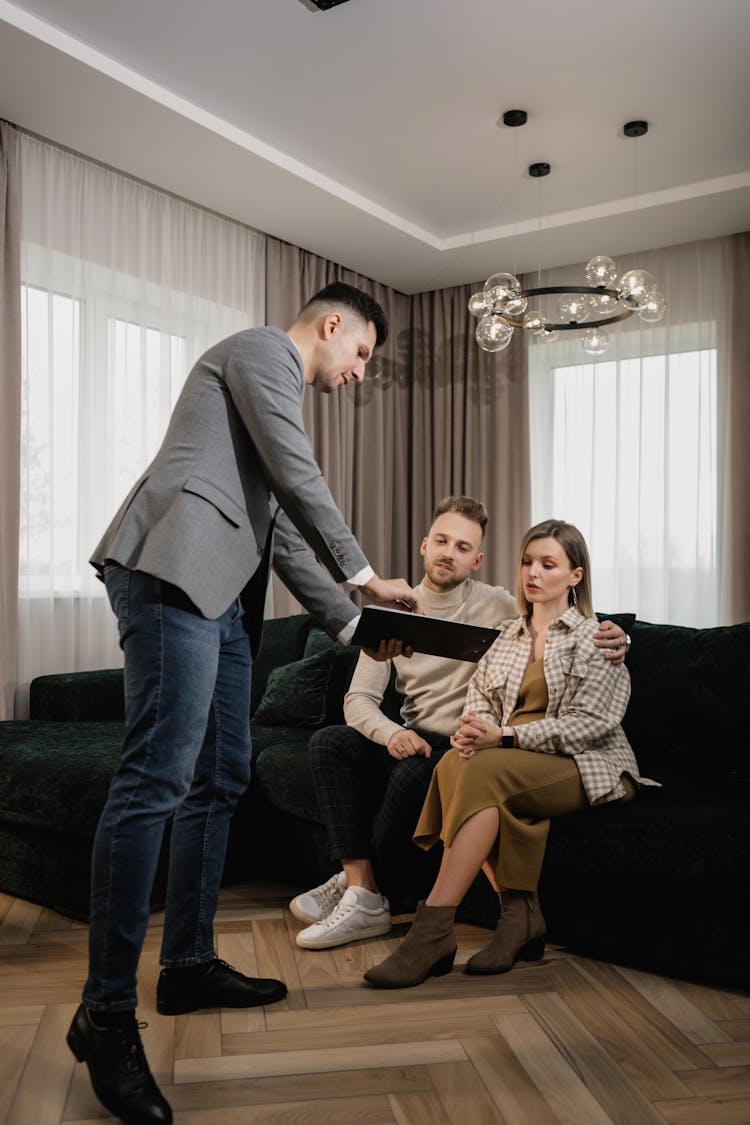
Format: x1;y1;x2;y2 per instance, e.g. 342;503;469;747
289;871;348;924
296;887;392;950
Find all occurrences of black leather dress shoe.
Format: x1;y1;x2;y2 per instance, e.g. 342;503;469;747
66;1005;172;1125
156;958;287;1015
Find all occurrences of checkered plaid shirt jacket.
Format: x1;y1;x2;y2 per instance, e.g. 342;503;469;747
465;607;657;805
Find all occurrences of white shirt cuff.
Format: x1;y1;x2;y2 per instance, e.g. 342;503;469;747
337;614;360;645
344;564;375;591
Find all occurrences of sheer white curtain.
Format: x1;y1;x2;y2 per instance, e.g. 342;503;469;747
16;134;265;715
528;237;732;627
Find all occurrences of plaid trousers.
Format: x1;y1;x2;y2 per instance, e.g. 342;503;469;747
308;724;451;864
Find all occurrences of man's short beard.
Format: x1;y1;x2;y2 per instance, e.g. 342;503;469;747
425;563;461;591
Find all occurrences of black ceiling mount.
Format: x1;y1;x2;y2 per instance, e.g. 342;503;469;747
298;0;351;10
624;120;649;138
501;109;528;128
529;162;551;178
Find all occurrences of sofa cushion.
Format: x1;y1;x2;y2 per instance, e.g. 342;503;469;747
622;619;750;779
29;669;125;722
0;720;123;836
253;740;318;822
545;779;749;887
304;627;360;725
253;652;333;727
303;627;338;660
251;613;315;715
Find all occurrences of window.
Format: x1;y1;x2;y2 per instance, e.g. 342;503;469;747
107;317;186;518
15;130;266;711
530;338;718;626
20;267;190;595
20;284;82;592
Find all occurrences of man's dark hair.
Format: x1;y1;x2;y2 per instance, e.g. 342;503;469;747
301;281;388;347
431;495;489;539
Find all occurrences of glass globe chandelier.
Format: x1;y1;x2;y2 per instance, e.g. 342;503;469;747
469;116;666;356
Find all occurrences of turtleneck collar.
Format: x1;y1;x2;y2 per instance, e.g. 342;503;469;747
416;577;473;614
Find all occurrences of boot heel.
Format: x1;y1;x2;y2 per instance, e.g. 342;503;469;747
517;936;545;962
430;950;456;978
363;902;457;989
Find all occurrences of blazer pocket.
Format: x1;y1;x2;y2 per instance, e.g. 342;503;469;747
182;477;246;528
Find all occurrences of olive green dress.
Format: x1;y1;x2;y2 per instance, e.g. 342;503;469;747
413;659;588;891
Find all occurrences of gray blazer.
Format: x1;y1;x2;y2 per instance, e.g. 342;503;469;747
91;327;365;642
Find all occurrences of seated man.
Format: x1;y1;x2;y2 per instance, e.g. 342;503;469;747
290;496;629;949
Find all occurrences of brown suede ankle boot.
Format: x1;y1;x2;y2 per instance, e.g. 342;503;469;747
465;889;546;975
363;901;456;989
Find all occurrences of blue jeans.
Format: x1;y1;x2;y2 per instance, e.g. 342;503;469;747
84;565;252;1012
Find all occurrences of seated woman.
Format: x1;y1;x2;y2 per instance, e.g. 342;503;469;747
364;518;658;989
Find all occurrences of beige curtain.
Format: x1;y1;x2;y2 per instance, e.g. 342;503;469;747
408;286;529;588
265;238;530;612
0;121;21;719
726;232;750;622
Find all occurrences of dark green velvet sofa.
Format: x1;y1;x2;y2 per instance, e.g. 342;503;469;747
1;612;748;990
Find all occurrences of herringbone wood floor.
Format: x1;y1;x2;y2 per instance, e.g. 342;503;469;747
1;880;749;1124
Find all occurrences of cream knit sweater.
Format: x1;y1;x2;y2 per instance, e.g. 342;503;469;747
343;578;516;747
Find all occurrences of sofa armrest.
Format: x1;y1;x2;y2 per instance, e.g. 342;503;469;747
29;669;125;721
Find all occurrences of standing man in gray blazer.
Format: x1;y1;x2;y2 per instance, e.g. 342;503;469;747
67;283;420;1125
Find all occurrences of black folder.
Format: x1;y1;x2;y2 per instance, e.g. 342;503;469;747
351;606;499;662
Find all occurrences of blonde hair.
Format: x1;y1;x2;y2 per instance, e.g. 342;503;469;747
515;519;593;618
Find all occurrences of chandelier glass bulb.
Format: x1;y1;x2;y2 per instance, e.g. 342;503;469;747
476;314;514;352
638;289;667;323
541;328;560;343
558;294;592;323
581;326;609;356
503;292;528;317
483;272;521;304
590;292;619;316
468;290;492;318
617;269;656;310
585;255;618;288
522;309;546;334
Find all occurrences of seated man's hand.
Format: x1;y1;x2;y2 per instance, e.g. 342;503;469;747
363;638;414;661
450;710;501;758
388;729;432;760
594;620;630;665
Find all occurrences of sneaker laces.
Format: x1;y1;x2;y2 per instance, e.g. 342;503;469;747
314;890;387;932
314;897;362;932
306;874;345;914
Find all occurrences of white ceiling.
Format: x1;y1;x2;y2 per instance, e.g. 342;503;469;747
1;0;749;294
